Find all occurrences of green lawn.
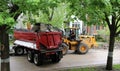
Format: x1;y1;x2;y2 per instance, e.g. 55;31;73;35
60;64;120;71
113;64;120;70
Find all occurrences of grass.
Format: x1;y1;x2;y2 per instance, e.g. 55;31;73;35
59;64;120;71
62;68;95;71
113;64;120;70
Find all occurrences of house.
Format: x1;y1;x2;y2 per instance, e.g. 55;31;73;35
68;18;104;35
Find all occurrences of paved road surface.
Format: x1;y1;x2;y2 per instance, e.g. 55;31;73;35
8;49;120;71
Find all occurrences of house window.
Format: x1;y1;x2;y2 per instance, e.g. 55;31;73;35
96;25;100;30
72;24;80;28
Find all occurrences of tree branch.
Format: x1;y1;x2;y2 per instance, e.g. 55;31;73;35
117;24;120;29
116;14;120;36
116;30;120;36
104;12;111;30
116;15;120;27
112;12;116;25
116;14;120;19
49;8;54;21
112;13;117;32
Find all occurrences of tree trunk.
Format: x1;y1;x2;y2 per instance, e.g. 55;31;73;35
0;25;10;71
106;32;115;70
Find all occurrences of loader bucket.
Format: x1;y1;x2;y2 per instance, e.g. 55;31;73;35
79;35;98;48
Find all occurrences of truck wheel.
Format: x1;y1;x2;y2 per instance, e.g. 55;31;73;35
51;52;62;63
15;47;24;55
77;43;89;54
61;43;68;55
52;58;60;63
27;51;33;62
51;57;61;63
33;54;43;66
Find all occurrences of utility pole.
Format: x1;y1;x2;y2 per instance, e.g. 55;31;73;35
0;25;10;71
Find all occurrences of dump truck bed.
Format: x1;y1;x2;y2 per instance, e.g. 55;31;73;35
14;30;62;50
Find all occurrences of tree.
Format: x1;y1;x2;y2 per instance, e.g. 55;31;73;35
23;0;70;28
67;0;120;70
34;2;70;28
12;0;70;28
0;1;20;71
0;0;69;71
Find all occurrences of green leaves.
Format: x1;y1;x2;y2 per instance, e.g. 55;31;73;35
0;14;4;25
5;17;15;26
35;3;70;28
0;12;15;26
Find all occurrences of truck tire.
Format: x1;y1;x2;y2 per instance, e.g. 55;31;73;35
15;47;24;55
61;43;68;55
27;51;34;62
52;58;60;63
51;52;62;63
33;54;43;66
77;43;89;54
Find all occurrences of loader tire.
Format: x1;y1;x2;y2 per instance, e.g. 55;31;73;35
77;43;89;54
61;43;68;55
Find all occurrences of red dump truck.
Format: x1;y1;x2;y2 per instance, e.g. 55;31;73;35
13;23;63;66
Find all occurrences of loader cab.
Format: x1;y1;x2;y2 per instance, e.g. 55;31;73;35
64;27;79;41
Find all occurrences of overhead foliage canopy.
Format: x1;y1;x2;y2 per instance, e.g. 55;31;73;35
0;0;70;29
0;12;14;26
67;0;120;70
68;0;120;26
0;1;15;26
68;0;120;35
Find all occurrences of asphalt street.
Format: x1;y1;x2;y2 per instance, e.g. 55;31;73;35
2;49;120;71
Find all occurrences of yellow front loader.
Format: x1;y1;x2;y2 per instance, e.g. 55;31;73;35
62;27;98;55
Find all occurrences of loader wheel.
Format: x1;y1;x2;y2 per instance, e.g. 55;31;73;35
15;47;24;55
33;54;43;66
77;43;89;54
62;43;68;55
27;51;33;62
